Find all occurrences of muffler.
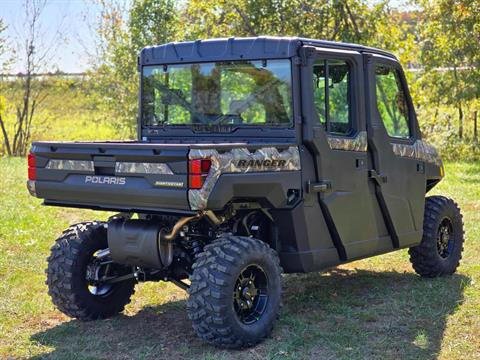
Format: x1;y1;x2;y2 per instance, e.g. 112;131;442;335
108;219;168;268
107;211;222;269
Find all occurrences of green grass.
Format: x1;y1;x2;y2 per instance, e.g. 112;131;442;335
0;79;126;148
0;158;479;359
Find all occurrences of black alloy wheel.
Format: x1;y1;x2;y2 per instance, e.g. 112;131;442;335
233;264;269;325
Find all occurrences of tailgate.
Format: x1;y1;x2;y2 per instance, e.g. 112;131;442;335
29;141;191;213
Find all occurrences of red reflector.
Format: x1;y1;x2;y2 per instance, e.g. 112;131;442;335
189;174;205;189
28;153;36;167
189;159;202;174
188;159;211;189
27;153;36;181
189;159;211;174
28;167;36;181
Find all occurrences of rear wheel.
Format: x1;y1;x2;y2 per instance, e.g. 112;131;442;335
46;222;135;320
409;196;464;277
187;235;282;349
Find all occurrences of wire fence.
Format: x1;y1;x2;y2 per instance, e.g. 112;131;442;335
0;72;89;81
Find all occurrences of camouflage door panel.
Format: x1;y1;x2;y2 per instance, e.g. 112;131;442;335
391;140;442;166
326;131;368;152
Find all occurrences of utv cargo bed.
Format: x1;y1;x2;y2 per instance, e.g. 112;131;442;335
29;141;191;213
28;140;296;213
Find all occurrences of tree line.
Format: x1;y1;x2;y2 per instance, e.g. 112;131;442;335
0;0;479;159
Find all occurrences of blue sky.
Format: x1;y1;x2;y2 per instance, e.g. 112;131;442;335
0;0;409;73
0;0;104;73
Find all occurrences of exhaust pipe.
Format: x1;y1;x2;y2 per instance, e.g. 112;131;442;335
160;214;202;242
158;211;222;266
160;210;222;242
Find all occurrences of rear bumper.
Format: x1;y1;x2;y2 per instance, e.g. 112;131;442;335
43;199;195;215
34;175;190;212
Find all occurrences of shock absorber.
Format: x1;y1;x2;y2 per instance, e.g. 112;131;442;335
191;240;203;260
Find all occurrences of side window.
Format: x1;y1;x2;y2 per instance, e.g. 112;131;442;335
312;59;351;135
375;65;410;138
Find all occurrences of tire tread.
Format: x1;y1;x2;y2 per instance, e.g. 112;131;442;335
187;235;282;349
409;196;464;277
46;221;135;320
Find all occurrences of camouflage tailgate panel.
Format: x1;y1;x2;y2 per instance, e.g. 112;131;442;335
188;146;301;210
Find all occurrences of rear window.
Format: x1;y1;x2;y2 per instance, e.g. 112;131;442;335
142;60;293;128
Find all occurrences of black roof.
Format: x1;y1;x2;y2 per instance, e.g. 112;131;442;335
139;36;397;66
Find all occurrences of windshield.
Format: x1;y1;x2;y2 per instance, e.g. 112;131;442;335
141;59;292;128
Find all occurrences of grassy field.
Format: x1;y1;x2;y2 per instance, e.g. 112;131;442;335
0;79;127;150
0;158;478;359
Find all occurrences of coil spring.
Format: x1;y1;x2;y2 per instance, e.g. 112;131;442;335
191;240;203;259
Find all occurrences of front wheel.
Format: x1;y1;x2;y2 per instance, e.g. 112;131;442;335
46;222;136;320
187;235;282;349
409;196;464;277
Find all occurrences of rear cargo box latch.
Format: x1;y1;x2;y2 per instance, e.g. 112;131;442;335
93;155;116;176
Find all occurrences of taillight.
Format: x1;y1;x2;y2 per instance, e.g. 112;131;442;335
189;159;211;189
28;153;36;181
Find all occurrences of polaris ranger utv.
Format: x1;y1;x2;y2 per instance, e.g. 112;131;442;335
27;37;464;349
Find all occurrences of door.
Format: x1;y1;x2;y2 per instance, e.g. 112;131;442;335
301;47;391;261
364;54;426;248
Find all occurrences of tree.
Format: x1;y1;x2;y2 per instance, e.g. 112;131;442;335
0;18;8;70
129;0;178;48
418;0;480;140
0;0;65;156
0;18;10;155
180;1;421;89
0;94;9;156
92;0;178;136
181;0;394;46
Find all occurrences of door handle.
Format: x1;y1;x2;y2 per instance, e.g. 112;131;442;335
307;180;332;193
369;170;387;185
